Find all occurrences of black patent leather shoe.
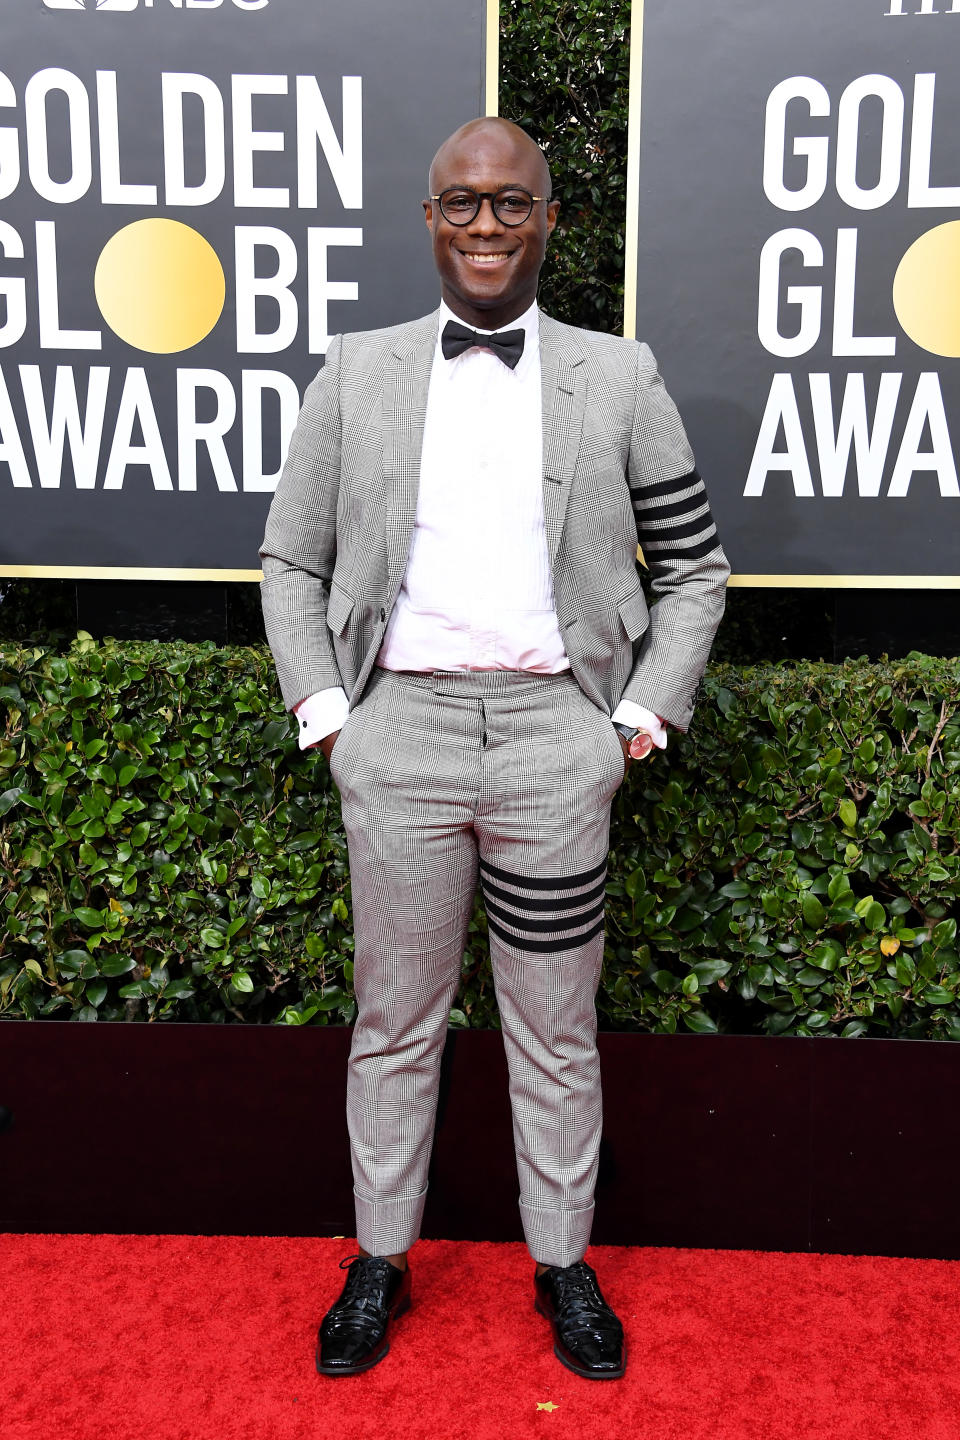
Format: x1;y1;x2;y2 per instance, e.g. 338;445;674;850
316;1254;411;1376
534;1260;626;1379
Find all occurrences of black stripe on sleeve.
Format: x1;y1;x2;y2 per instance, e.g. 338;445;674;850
630;468;702;501
639;513;716;543
643;534;723;562
634;492;709;521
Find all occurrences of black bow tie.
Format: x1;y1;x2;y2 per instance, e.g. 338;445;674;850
441;319;525;370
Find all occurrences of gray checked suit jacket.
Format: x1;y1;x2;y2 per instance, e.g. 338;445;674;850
260;309;730;731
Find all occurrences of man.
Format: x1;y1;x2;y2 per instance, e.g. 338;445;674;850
260;117;728;1381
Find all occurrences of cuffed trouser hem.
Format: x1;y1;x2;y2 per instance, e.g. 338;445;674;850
520;1200;595;1268
354;1186;428;1257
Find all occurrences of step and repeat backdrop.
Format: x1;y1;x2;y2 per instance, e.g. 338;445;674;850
631;0;960;584
0;0;492;576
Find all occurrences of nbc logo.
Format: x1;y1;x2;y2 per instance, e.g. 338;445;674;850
42;0;269;11
43;1;138;10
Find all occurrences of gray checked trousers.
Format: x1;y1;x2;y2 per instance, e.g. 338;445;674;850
329;666;626;1267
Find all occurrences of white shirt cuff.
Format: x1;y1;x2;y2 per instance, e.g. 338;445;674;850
293;687;350;750
610;700;668;750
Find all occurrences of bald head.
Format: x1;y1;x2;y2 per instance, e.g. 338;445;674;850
424;115;559;330
428;117;551;199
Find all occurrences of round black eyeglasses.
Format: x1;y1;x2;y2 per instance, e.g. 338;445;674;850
430;187;547;226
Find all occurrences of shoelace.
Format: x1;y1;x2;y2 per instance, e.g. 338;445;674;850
548;1262;622;1339
323;1255;397;1333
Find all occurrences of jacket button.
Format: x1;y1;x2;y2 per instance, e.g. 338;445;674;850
380;608;386;621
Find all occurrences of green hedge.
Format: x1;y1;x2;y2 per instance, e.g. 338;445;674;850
2;640;958;1037
500;0;630;333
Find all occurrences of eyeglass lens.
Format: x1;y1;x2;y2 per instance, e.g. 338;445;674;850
439;188;535;225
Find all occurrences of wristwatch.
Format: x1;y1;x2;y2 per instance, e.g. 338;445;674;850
612;722;654;760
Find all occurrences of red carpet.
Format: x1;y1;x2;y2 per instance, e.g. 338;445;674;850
3;1235;960;1440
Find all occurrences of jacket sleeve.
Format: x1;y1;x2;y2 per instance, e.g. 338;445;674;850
620;342;730;731
258;334;345;712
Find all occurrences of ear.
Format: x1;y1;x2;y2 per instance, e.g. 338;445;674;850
423;198;434;233
545;200;560;240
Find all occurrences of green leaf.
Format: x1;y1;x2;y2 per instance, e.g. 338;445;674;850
808;943;840;972
163;979;195;998
0;786;26;817
624;868;645;901
85;981;108;1007
231;971;254;993
837;799;858;832
57;949;90;976
681;1009;718;1034
934;919;958;948
118;979;153;998
865;902;886;932
801;894;826;928
72;907;102;928
313;987;348;1010
923;985;954;1005
98;955;138;977
690;960;731;986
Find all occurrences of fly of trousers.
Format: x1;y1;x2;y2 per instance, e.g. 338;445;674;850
330;665;627;1268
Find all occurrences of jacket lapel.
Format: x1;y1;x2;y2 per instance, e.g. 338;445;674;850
383;310;439;598
539;314;586;563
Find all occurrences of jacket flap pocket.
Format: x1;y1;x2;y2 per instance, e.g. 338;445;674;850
618;586;649;642
326;582;354;638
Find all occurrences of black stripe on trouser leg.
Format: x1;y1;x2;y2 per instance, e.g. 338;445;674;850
479;855;607;890
481;875;607;912
486;912;606;954
479;860;607;955
484;895;606;934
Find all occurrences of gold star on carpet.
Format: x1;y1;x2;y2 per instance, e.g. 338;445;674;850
536;1401;559;1412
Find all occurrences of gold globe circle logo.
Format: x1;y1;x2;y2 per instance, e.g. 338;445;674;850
94;218;226;354
892;221;960;360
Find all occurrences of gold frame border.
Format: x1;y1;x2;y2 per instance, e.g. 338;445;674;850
5;566;959;589
0;566;262;581
622;0;644;343
729;574;960;590
485;0;499;116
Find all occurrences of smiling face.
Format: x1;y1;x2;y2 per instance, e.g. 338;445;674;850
424;119;559;330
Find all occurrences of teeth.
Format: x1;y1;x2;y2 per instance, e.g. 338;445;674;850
462;252;509;263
